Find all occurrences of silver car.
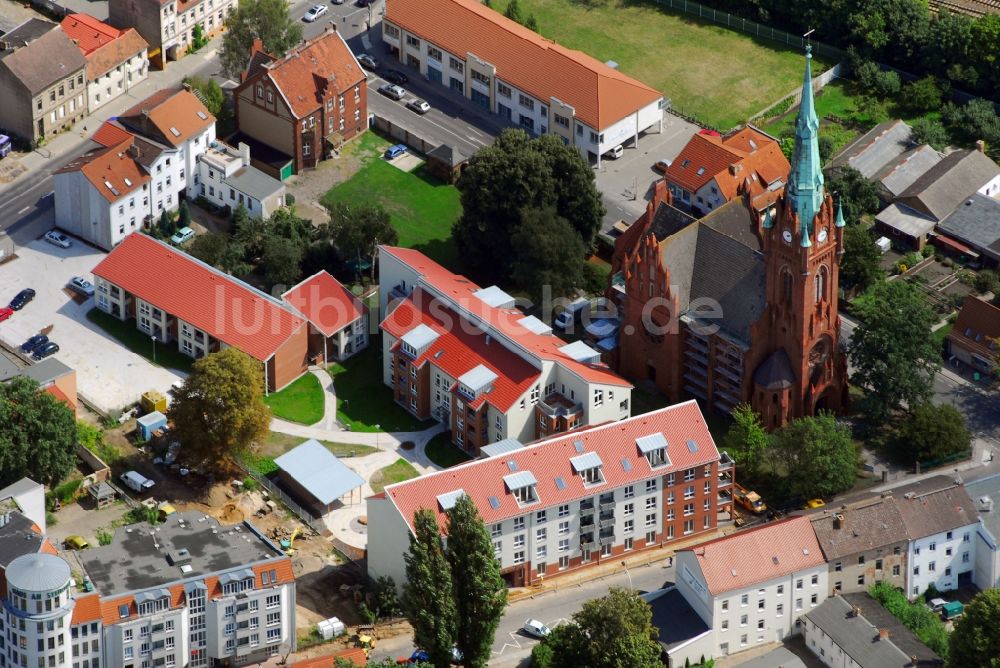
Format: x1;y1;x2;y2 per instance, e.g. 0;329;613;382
406;98;431;114
68;276;95;296
44;230;72;248
303;4;327;21
378;84;406;100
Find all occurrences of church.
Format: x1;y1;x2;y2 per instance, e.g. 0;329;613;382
608;47;849;428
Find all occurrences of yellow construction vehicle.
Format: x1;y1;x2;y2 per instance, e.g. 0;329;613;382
355;633;376;658
280;527;302;556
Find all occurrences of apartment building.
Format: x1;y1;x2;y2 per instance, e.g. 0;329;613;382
369;401;730;590
0;19;88;144
674;516;828;659
809;495;909;595
234;27;367;176
378;246;632;453
197;141;286;218
282;271;369;364
109;0;237;69
60;14;149;112
965;474;1000;590
92;233;310;391
382;0;663;166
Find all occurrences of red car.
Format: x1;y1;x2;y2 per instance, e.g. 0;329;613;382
0;306;13;323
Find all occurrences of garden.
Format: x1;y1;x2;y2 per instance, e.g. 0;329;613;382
326;346;430;433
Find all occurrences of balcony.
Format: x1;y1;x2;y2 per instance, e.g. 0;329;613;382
684;348;709;368
580;534;596;550
714;363;742;384
599;530;615;546
537;394;583;419
719;451;735;472
389;282;412;303
599;512;615;529
718;489;732;506
686;335;709;354
580;514;595;529
580;499;595;512
599;500;615;513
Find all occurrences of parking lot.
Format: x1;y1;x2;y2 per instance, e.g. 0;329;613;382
0;237;183;415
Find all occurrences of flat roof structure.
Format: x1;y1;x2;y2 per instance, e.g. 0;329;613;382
274;439;364;507
647;587;711;653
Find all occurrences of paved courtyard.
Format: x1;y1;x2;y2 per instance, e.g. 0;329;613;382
0;237;183;415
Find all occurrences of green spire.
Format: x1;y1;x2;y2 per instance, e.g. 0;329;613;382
762;206;773;229
786;45;824;247
835;198;846;228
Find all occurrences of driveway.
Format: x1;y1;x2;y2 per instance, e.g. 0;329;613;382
0;237;183;415
47;499;128;547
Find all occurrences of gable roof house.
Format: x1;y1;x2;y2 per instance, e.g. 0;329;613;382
234;26;368;178
0;19;89;143
108;0;237;69
282;271;369;364
936;193;1000;265
946;295;1000;375
60;14;148;113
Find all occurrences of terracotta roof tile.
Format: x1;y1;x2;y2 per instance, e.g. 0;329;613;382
92;234;305;360
70;593;103;625
385;0;661;130
55;139;150;203
119;88;213;148
83;27;147;80
291;648;368;667
91;120;134;148
682;516;825;595
949;295;1000;360
60;14;122;55
282;271;366;337
382;400;718;529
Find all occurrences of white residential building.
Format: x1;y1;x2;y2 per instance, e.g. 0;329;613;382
674;516;828;659
966;474;1000;591
197;141;286;218
60;14;149;113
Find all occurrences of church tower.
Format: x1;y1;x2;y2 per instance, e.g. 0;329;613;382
751;46;849;429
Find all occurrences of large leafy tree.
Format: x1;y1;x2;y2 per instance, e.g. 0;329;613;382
402;510;456;668
446;496;507;668
166;348;271;469
840;224;884;291
260;236;304;288
891;402;970;465
770;413;858;500
219;0;302;80
510;207;586;303
323;202;398;277
721;403;769;480
848;280;940;421
0;377;77;487
827;166;880;226
949;589;1000;668
189;233;250;276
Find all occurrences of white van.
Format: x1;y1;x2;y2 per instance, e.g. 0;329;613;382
604;145;624;160
554;298;591;330
120;470;155;493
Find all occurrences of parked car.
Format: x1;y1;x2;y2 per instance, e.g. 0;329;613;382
406;98;431;114
9;288;35;310
20;334;48;353
303;4;327;21
382;69;408;85
384;144;407;160
654;158;672;173
356;0;370;6
378;83;406;100
170;226;195;245
804;498;826;509
604;144;624;159
331;0;344;4
554;297;590;330
357;53;379;70
120;470;155;493
68;276;95;296
32;341;59;360
0;307;12;323
44;230;72;248
64;535;90;550
522;619;551;638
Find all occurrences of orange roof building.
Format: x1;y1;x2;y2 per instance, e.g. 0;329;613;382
61;14;149;112
383;0;664;165
947;295;1000;375
282;271;371;364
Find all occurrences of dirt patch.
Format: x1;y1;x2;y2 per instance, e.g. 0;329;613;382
0;160;27;183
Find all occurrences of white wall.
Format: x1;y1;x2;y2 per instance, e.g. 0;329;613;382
147;149;184;218
803;616;854;668
366;495;412;590
973;524;998;590
907;524;977;597
54;169;142;251
977;173;1000;198
88;51;149;112
377;249;420;317
0;480;46;532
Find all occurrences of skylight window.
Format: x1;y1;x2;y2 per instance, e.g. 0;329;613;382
696;167;706;176
680;159;690;168
196;111;208;120
124;178;133;187
169;127;181;137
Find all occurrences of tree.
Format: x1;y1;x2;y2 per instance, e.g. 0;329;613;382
509;207;585;303
373;576;402;620
0;377;77;488
189;233;250;276
178;199;191;228
949;588;1000;668
159;209;176;237
849;280;941;421
827;166;880;226
911;116;950;150
166;348;271;469
503;0;523;23
854;59;901;98
770;413;858;499
840;224;884;291
721;404;769;480
542;588;662;668
900;76;945;115
525;14;539;31
891;402;970;465
188;23;206;52
260;236;304;288
446;496;507;668
219;0;303;79
183;75;226;118
324;202;397;278
402;509;456;668
232;204;268;259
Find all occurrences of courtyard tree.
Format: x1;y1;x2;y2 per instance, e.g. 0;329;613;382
402;509;456;668
0;377;77;488
189;233;250;276
827;166;880;226
721;403;770;480
323;202;398;278
848;280;940;421
167;348;271;469
260;235;305;288
503;0;523;23
840;224;884;291
219;0;303;79
891;402;970;465
510;207;586;302
770;413;858;500
948;588;1000;668
178;199;191;229
445;495;507;668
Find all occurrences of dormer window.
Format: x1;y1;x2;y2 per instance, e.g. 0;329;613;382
504;471;538;506
636;433;671;469
571;452;604;486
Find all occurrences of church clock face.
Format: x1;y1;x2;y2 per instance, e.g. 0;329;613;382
818;228;828;243
782;229;793;244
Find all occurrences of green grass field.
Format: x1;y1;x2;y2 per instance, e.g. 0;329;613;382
370;458;420;493
327;345;430;433
264;373;325;425
515;0;825;129
425;432;473;468
321;145;462;270
86;308;193;373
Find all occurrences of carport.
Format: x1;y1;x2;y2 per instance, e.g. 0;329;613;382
87;482;116;509
274;439;365;517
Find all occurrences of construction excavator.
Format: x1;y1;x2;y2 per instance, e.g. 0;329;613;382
280;527;302;556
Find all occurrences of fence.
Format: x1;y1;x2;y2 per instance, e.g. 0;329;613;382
370;115;437;156
749;62;845;125
235;457;329;537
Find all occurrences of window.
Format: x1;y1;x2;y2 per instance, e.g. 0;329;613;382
554;113;570;128
646;497;657;509
795;599;803;611
739;614;747;626
684;485;695;500
513;551;524;564
757;599;765;611
471;70;490;86
558;538;569;552
740;594;748;607
929;561;936;572
811;574;818;586
535;545;546;560
857;574;865;586
624;503;634;516
558;504;569;517
513;517;525;530
624;537;633;551
427;46;442;60
776;585;784;595
757;619;765;630
536;510;547;524
624;519;634;534
721;600;729;612
623;485;634;500
405;35;420;47
559;555;569;569
449;56;464;72
892;565;901;576
646;513;657;527
796;579;803;590
810;594;818;606
593;388;603;406
536;528;546;542
491;523;502;538
721;620;729;631
513;534;525;548
684;468;695;481
518;93;535;110
776;603;783;617
497;82;511;97
646;479;657;493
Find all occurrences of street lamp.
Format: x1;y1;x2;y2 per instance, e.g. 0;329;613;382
621;560;633;591
151;335;157;363
375;424;380;449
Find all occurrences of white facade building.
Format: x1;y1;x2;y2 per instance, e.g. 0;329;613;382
197;142;286;218
966;474;1000;591
1;554;75;668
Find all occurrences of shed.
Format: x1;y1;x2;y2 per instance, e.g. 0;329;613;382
87;481;116;509
426;144;469;184
274;439;365;517
136;411;167;441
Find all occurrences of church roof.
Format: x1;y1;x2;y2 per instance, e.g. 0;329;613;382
785;46;824;246
753;348;794;390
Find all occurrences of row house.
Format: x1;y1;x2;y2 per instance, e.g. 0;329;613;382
234;27;367;177
0;19;88;144
60;14;149;113
109;0;236;69
368;401;732;590
378;246;633;453
383;0;664;166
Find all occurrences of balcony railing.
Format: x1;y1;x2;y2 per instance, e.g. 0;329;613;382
537;396;583;419
719;451;735;471
580;499;595;512
599;501;615;512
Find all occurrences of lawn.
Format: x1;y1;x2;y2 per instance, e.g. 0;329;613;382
86;308;193;373
515;0;827;130
370;458;420;493
264;373;324;425
327;345;430;433
320;140;462;270
425;432;473;468
242;432;379;477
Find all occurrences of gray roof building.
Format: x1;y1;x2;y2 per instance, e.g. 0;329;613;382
0;21;86;95
224;165;284;202
810;496;910;561
828;120;915;179
936;193;1000;263
273;438;364;509
0;512;47;569
875;202;937;240
897;149;1000;222
875;145;943;198
893;476;980;540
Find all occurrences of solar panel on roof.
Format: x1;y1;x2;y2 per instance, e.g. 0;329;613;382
573;440;585;453
687;439;699;453
489;496;500;509
554;477;566;490
622;458;632;472
507;460;518;472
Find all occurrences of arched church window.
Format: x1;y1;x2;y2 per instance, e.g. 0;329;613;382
815;266;828;304
781;268;793;302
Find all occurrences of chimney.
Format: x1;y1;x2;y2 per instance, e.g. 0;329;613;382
851;605;862;617
239;142;250;168
878;628;890;641
833;513;844;530
251;37;263;53
127;144;140;159
976;140;986;153
328;20;338;32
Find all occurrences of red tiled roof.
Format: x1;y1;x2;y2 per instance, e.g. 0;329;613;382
92;234;305;361
91;120;134;148
61;14;122;55
282;271;366;337
119;89;213;147
380;247;631;388
71;594;103;625
948;295;1000;359
382;400;718;529
382;289;540;412
55;139;150;203
84;27;147;80
385;0;661;130
291;648;368;667
255;27;365;119
682;516;825;595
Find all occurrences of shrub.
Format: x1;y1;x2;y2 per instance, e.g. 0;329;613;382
530;641;555;668
974;269;998;294
921;245;935;258
869;582;949;659
96;529;113;545
241;476;259;492
46;511;57;527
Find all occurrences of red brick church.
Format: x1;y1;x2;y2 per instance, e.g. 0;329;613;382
608;47;848;428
